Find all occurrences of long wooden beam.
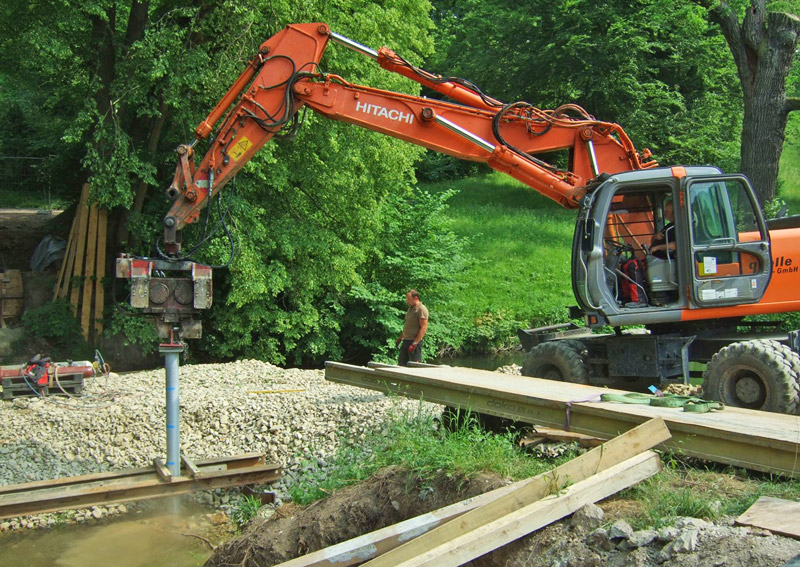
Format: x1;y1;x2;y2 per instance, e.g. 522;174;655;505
0;453;280;519
385;451;662;567
325;362;800;478
274;418;669;567
354;418;669;567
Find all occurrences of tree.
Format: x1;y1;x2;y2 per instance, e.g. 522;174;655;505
3;1;475;364
427;0;744;173
701;0;800;204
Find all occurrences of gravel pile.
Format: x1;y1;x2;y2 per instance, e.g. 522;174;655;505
0;359;440;530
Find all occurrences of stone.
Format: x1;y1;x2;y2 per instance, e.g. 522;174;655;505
609;519;635;541
672;529;699;553
571;503;605;531
619;529;657;550
674;517;712;530
656;526;679;543
586;528;614;551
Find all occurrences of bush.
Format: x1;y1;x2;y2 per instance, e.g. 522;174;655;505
14;300;91;361
415;151;488;183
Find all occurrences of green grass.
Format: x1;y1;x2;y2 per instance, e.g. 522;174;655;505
288;402;579;505
230;494;265;530
624;456;800;529
779;113;800;212
416;125;800;354
287;401;800;529
0;188;72;210
419;172;576;348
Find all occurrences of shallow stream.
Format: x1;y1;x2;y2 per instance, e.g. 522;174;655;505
0;498;223;567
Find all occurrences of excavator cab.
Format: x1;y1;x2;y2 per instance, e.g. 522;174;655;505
572;167;771;328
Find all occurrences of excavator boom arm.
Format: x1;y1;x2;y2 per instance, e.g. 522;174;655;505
164;23;655;251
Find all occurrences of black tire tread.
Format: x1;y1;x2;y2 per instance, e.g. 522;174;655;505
522;341;589;384
703;340;800;414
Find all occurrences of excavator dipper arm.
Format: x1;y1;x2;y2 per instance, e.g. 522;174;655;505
163;23;655;253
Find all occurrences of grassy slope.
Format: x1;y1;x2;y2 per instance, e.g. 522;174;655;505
421;121;800;354
420;172;576;348
779;113;800;211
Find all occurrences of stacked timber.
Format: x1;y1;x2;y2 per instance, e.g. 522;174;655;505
53;183;107;342
0;269;23;327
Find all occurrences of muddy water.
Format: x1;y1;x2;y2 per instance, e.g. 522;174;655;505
0;498;225;567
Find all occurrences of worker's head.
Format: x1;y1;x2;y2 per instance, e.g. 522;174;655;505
406;289;420;306
664;200;674;222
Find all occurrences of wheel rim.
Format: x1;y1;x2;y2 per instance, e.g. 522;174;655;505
724;365;767;408
538;364;564;381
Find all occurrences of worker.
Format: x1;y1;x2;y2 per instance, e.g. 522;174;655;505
396;289;429;366
650;200;676;259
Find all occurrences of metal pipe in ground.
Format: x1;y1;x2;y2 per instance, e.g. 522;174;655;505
160;343;185;477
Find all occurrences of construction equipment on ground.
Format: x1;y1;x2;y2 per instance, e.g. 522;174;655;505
0;355;96;400
119;22;800;414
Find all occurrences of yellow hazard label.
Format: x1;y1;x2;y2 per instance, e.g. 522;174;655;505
230;136;253;162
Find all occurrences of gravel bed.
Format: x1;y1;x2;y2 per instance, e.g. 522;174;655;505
0;359;440;531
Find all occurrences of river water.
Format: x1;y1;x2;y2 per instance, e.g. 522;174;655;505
0;498;220;567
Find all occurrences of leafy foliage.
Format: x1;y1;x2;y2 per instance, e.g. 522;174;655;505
5;0;800;362
14;300;92;361
428;0;743;172
230;494;264;530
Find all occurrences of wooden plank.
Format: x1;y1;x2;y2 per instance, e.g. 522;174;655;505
380;451;661;567
527;426;604;447
80;203;99;340
68;184;90;314
0;458;281;519
153;458;172;482
325;362;800;478
0;454;266;496
359;419;669;567
273;482;527;567
93;207;107;337
56;198;82;300
181;455;200;479
735;496;800;539
54;208;79;300
276;418;669;567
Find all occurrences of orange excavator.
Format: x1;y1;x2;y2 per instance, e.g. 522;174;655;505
118;23;800;414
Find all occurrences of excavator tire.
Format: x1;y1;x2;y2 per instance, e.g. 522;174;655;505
703;340;800;415
521;341;589;384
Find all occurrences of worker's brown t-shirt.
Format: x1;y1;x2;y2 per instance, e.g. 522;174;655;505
402;303;429;340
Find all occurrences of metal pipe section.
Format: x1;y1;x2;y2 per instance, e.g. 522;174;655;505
329;31;379;60
434;115;496;153
586;140;600;177
162;346;183;477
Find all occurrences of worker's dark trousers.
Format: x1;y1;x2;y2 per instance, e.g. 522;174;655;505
398;339;423;366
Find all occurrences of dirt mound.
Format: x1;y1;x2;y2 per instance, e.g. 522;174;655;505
205;466;800;567
205;466;508;566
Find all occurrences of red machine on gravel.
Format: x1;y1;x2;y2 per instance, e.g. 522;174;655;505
119;23;800;414
0;355;96;399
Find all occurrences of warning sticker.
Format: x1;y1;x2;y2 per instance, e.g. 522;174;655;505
229;136;253;162
700;289;717;301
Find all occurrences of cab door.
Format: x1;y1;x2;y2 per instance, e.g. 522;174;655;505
686;176;771;307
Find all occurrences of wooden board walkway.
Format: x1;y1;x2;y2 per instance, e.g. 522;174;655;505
736;496;800;539
325;362;800;478
0;453;281;519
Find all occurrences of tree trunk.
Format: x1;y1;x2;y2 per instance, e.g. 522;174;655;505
116;98;169;249
710;1;800;205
